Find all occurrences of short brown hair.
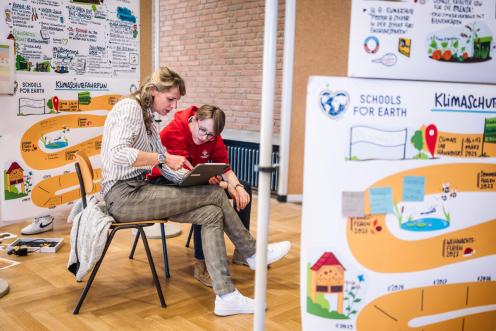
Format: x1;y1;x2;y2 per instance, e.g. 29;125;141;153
195;105;226;136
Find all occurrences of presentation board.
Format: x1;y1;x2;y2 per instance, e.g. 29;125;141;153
0;0;140;221
301;76;496;330
348;0;496;83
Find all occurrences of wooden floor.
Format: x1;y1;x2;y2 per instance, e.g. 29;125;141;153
0;196;302;330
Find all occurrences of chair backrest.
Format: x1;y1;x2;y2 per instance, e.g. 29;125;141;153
75;151;94;208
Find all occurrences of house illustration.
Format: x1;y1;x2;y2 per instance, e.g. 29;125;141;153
309;252;346;313
6;162;25;193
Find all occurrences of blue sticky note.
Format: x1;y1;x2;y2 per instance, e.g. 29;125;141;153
369;187;393;214
403;176;425;202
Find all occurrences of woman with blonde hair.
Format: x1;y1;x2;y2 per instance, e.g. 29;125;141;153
101;66;291;316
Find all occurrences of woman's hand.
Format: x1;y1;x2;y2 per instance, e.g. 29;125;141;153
165;154;193;171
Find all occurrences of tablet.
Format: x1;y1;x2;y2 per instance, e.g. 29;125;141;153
179;163;229;186
158;163;229;187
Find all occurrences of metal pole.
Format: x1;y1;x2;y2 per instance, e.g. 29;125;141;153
254;0;278;330
153;0;160;70
277;0;296;200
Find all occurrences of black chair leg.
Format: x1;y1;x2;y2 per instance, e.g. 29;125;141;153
138;227;166;308
129;230;140;259
160;223;171;279
73;228;118;314
185;224;194;248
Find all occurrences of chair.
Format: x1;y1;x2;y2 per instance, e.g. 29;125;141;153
129;223;171;278
185;225;194;248
72;151;168;314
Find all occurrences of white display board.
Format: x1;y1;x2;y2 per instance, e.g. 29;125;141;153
348;0;496;83
301;76;496;330
0;0;140;221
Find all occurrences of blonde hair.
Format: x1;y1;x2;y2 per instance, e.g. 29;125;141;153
195;105;226;136
131;67;186;135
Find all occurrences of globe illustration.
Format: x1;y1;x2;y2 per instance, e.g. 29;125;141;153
320;90;349;117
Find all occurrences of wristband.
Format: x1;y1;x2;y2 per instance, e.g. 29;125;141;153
235;184;244;190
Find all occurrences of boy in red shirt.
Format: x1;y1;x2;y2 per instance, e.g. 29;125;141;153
154;105;252;287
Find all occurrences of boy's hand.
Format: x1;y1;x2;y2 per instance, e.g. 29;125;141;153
235;186;250;210
208;175;222;185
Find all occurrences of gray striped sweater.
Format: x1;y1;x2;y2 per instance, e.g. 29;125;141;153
101;98;186;196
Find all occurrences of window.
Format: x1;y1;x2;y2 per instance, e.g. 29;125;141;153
316;285;328;292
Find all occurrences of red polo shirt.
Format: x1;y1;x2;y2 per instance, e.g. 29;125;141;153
149;106;231;178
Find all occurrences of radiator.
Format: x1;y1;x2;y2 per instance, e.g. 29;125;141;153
224;140;279;192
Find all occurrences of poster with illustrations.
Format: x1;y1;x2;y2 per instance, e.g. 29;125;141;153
0;0;139;221
348;0;496;83
301;76;496;330
1;0;140;78
1;76;136;221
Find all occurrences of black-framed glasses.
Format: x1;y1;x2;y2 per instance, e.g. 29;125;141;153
198;126;216;140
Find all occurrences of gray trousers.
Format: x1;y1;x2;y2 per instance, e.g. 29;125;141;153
104;179;257;295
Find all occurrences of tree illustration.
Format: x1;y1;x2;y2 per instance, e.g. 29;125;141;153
411;130;424;157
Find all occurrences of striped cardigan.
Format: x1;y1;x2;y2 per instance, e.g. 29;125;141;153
101;98;186;197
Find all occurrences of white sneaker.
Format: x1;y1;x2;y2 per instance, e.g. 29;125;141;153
21;215;54;235
214;289;255;316
245;241;291;270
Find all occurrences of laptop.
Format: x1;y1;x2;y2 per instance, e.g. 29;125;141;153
158;163;229;187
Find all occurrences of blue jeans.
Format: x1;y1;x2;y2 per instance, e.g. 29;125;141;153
194;181;252;260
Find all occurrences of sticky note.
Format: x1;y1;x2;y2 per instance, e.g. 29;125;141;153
342;191;365;217
402;176;425;202
369;187;393;214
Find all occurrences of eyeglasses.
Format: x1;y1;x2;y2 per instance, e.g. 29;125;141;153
198;126;216;140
